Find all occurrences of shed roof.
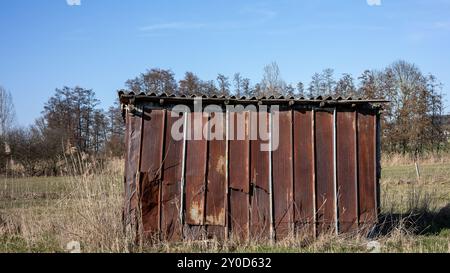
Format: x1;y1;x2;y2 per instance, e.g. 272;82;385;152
118;90;389;107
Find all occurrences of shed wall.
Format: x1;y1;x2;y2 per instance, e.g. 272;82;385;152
123;105;379;241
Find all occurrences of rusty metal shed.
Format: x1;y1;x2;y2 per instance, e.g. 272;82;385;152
119;91;387;242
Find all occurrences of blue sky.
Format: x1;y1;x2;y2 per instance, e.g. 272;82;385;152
1;0;450;126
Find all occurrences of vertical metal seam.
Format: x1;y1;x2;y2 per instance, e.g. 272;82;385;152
158;109;167;240
312;108;317;237
268;108;274;242
180;112;188;239
290;109;295;235
203;112;210;230
375;113;380;222
333;108;339;235
356;112;361;228
225;108;230;241
124;109;131;220
136;104;145;242
247;111;251;241
354;111;360;229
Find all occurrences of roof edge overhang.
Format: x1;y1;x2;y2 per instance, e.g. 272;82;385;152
118;90;389;107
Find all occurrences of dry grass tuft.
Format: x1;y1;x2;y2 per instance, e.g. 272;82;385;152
382;151;450;167
1;156;131;253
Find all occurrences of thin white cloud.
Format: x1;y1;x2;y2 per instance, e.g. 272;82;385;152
66;0;81;6
367;0;382;6
139;22;206;32
139;6;277;34
264;23;386;35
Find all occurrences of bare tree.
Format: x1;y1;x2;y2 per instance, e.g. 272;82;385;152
308;69;336;97
242;78;252;97
179;72;201;96
308;73;322;97
297;82;305;97
358;70;378;99
335;73;357;97
253;83;262;98
427;74;445;151
106;102;125;157
0;86;16;136
125;68;177;95
217;74;231;96
321;68;336;96
358;60;446;154
284;84;296;97
261;62;286;97
199;80;218;97
233;73;243;97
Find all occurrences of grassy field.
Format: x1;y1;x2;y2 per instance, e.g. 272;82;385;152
1;157;450;253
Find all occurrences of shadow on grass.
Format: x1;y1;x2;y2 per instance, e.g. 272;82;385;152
372;203;450;237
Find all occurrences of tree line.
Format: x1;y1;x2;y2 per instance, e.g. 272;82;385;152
0;60;447;176
125;60;447;154
0;86;124;176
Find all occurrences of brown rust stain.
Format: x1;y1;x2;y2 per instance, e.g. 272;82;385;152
205;112;227;227
189;201;204;223
216;156;226;175
185;112;208;226
206;208;225;226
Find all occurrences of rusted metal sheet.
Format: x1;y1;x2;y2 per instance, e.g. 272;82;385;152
229;111;250;240
160;111;184;241
140;108;166;238
293;109;315;237
250;111;271;240
185;112;208;226
122;95;383;242
358;111;377;227
205;112;227;239
272;110;294;239
315;110;336;235
123;111;131;220
124;110;142;227
376;114;382;216
336;111;358;233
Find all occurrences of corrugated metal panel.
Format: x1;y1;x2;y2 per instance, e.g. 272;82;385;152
250;111;271;240
336;111;358;233
140;108;165;238
272;110;294;239
293;110;315;237
121;97;384;243
205;112;227;240
229;111;250;241
185;112;208;226
358;111;377;228
124;109;142;229
161;111;184;241
315;110;336;235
